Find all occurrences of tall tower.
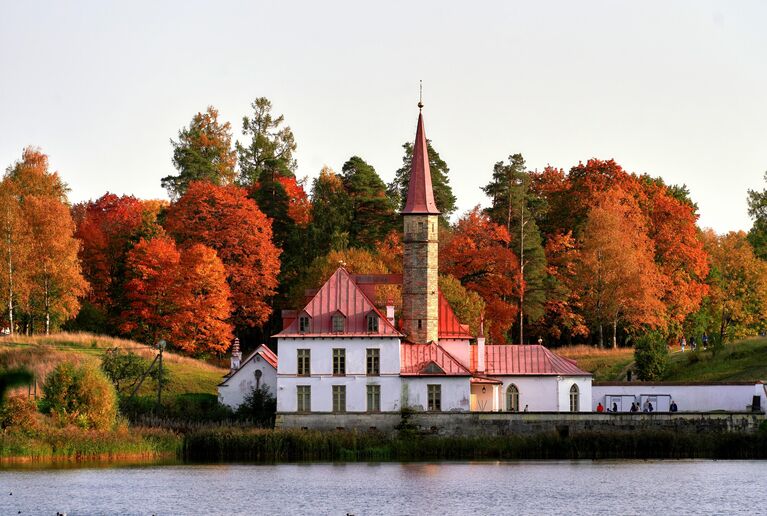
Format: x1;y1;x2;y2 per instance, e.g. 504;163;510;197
402;101;440;343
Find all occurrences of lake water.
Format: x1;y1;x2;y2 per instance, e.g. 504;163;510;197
1;460;765;515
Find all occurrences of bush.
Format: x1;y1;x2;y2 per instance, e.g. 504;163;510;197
235;385;276;427
634;331;668;380
0;395;40;429
101;348;165;394
39;363;118;430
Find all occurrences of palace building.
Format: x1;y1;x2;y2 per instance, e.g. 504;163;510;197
271;104;593;417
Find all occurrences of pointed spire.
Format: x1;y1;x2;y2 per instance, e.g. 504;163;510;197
402;100;440;215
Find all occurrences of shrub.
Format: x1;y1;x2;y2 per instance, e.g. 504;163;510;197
101;348;161;394
39;363;118;430
236;385;276;427
0;394;40;429
634;331;668;380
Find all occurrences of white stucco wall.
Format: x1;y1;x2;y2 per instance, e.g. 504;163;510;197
402;377;471;412
217;352;277;409
592;383;765;412
276;337;402;413
556;376;592;412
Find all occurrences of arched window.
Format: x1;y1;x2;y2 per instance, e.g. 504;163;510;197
569;384;579;412
506;384;519;412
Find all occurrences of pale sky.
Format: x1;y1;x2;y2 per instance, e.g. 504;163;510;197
1;1;765;233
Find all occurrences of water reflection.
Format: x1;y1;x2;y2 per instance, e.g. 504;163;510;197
1;460;765;515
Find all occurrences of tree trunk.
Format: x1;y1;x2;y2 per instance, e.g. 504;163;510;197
598;323;604;348
5;209;13;335
612;318;618;349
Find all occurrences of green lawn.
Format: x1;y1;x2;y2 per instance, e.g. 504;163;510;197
0;332;228;398
556;345;635;382
661;337;767;382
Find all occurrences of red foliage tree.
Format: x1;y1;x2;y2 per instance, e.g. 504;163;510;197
173;244;233;354
164;181;280;329
276;175;312;227
441;208;521;343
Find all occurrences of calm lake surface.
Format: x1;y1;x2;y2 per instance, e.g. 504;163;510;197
1;460;765;515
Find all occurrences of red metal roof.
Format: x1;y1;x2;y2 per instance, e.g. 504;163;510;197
276;268;403;338
438;291;473;339
400;342;472;376
402;111;440;215
471;345;591;376
256;344;278;369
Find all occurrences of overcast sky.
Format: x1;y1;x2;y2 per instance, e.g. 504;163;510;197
1;1;765;233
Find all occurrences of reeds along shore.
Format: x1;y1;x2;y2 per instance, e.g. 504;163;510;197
181;427;767;462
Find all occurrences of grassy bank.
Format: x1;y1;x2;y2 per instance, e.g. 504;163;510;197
181;427;767;462
557;345;634;381
0;332;227;398
662;337;767;382
0;425;181;463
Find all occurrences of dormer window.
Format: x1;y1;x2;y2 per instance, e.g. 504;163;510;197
366;313;379;333
299;315;311;333
332;314;345;333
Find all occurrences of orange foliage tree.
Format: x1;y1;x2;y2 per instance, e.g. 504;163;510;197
575;187;664;347
441;208;520;343
164;181;280;330
120;235;233;353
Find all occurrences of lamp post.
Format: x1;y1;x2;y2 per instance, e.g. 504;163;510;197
157;339;166;405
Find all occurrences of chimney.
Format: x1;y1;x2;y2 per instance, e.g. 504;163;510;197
386;299;395;326
477;319;486;373
230;337;242;373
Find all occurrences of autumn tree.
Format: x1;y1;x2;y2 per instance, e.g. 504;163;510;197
164;181;280;330
483;154;547;343
438;274;486;337
701;230;767;341
575;187;664;347
161;106;237;199
2;148;86;334
74;194;164;332
173;244;233;354
24;196;87;333
341;156;397;249
388;139;456;222
119;234;181;344
441;208;520;344
236;97;297;185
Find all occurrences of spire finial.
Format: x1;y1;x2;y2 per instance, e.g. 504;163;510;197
418;80;423;110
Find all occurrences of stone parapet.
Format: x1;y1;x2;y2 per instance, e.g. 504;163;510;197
276;411;766;435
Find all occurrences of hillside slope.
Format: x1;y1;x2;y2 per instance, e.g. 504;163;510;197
0;332;228;397
661;337;767;382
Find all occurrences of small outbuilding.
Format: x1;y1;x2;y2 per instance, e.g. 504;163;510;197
218;344;278;409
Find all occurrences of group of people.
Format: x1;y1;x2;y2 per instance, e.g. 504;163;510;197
595;400;678;413
679;332;709;352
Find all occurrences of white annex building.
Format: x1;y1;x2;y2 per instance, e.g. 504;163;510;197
218;340;278;409
271;105;592;416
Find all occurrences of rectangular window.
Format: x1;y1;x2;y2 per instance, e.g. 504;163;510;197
367;385;381;412
332;315;345;332
297;349;310;376
332;348;346;376
417;319;423;330
367;314;379;332
299;316;310;333
366;349;380;376
332;385;346;413
428;384;441;411
297;385;311;412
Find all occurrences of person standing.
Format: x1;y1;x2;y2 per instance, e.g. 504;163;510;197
670;400;678;412
596;402;604;413
702;332;709;350
680;336;686;352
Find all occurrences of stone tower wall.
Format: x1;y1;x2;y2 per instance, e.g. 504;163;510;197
402;214;439;343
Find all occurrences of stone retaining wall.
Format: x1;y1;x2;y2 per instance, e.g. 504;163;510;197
276;411;766;435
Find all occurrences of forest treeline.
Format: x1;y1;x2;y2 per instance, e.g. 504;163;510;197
3;98;767;354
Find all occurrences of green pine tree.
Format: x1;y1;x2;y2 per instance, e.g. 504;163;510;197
482;154;547;343
747;171;767;260
342;156;397;249
309;167;352;256
236;97;297;185
388;140;457;224
161;106;237;199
